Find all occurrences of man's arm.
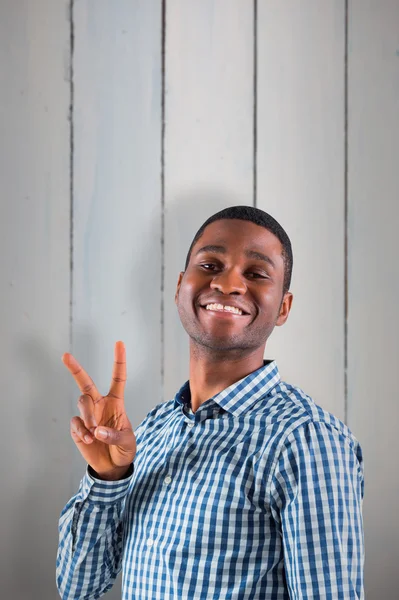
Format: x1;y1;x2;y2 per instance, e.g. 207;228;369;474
269;421;365;599
56;464;133;600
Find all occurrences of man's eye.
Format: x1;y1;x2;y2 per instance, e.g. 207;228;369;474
201;263;217;271
247;272;267;279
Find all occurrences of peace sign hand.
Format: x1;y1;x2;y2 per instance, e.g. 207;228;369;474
62;341;136;480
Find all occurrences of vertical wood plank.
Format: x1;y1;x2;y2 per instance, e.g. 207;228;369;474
257;1;346;419
0;1;70;598
348;1;399;596
73;4;162;594
164;0;254;400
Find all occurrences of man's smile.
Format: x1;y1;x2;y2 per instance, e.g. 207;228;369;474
205;303;244;315
198;302;252;320
199;298;251;315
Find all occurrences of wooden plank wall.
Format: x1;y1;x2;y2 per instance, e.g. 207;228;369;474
0;1;71;598
72;0;163;482
257;2;346;420
1;1;397;597
348;1;399;595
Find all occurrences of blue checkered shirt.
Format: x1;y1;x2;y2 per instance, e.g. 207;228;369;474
56;360;365;599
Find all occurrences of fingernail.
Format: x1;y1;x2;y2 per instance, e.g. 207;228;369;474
97;428;108;439
84;434;92;443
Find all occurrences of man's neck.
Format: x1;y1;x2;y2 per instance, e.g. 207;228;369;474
188;343;265;413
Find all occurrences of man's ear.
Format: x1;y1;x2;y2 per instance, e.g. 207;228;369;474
175;272;184;304
276;291;293;327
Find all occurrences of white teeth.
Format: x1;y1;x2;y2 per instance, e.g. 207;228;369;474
205;303;243;315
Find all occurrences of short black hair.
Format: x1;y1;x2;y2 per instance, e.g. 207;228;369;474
184;205;293;294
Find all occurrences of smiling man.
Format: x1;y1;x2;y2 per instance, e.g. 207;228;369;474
57;206;365;599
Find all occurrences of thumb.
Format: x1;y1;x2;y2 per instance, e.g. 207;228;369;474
94;426;135;448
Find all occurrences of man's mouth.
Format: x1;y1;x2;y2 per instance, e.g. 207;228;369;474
201;303;250;317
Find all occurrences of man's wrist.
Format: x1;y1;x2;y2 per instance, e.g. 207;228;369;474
88;463;133;481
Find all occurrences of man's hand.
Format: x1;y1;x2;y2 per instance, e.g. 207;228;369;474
62;341;136;480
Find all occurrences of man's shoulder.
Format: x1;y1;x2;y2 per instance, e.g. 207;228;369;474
271;379;361;451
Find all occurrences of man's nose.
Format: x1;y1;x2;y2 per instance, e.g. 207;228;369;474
210;269;247;295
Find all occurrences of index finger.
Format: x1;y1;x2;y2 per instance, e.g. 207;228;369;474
61;353;101;401
109;340;127;399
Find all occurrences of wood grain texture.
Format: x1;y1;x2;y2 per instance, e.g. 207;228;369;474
0;1;70;597
163;0;254;400
257;1;346;419
347;1;399;596
72;8;162;597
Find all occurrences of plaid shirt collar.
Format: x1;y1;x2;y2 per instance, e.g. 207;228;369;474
174;359;281;417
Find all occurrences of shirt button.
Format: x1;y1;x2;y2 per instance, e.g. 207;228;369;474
187;421;195;427
164;475;172;484
147;538;154;547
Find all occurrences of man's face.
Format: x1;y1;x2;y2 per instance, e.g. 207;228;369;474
175;219;293;353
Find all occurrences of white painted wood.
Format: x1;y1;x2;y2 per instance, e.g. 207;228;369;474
257;1;346;419
1;3;396;598
72;2;162;596
164;0;254;400
348;2;399;596
0;1;70;598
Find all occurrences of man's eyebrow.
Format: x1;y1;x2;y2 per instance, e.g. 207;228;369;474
195;245;227;256
245;250;276;269
195;245;276;268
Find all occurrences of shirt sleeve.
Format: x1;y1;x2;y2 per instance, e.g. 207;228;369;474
55;414;152;600
269;420;365;599
56;464;133;600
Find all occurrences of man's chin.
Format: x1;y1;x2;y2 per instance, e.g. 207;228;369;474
189;333;252;353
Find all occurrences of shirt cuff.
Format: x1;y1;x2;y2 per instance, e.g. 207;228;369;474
78;463;134;503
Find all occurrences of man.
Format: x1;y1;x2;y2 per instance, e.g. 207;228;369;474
56;206;364;599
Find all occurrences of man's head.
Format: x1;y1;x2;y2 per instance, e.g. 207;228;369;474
175;206;294;355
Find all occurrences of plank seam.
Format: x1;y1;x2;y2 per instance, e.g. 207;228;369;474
253;0;257;208
69;0;75;352
344;0;349;423
161;0;166;401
